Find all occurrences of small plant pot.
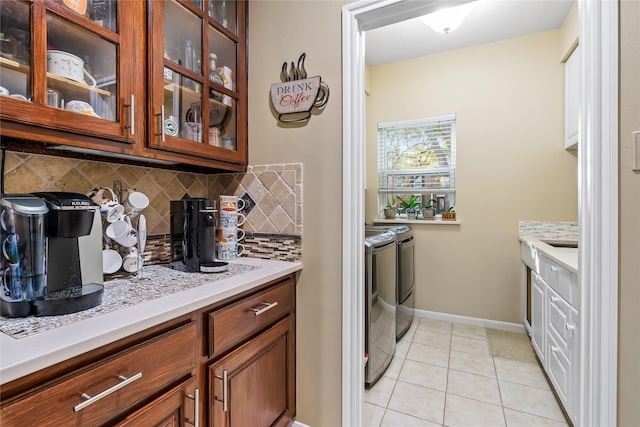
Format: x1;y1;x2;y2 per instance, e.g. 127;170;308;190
421;207;436;220
442;211;457;221
383;208;396;219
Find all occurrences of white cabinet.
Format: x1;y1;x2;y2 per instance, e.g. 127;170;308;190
531;272;546;362
564;46;580;149
521;245;579;425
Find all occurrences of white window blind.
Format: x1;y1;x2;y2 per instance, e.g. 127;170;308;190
378;114;456;211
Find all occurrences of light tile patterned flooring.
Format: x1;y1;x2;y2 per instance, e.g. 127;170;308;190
364;318;569;427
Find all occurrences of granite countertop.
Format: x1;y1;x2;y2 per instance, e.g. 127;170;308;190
519;221;578;273
0;258;302;385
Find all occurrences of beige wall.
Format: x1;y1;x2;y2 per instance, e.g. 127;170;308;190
365;30;579;322
247;1;347;425
559;1;579;61
618;0;640;424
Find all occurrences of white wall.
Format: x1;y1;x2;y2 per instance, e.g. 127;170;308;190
366;30;579;323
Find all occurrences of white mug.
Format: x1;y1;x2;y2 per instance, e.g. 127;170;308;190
91;187;125;223
218;226;245;244
124;191;149;216
106;216;137;247
218;242;245;260
0;86;9;96
122;248;143;273
219;195;245;212
219;210;245;227
102;248;122;274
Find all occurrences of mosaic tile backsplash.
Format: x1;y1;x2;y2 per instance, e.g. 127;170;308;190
519;221;578;239
3;152;302;261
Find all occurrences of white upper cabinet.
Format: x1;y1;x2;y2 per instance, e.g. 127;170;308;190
564;45;580;149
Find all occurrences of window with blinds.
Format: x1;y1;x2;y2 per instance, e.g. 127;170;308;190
378;114;456;214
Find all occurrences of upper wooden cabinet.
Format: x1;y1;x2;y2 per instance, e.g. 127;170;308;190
0;0;248;172
147;0;247;165
0;0;136;143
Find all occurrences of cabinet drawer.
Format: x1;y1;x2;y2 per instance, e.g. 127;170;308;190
1;322;196;427
547;287;578;356
546;331;571;409
540;255;578;305
520;242;539;272
209;279;294;356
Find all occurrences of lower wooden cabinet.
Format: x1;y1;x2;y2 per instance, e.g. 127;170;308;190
209;316;295;427
0;274;296;427
116;377;199;427
0;321;197;427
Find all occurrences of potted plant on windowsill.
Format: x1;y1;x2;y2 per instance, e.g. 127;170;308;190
421;199;436;220
381;203;397;219
397;195;420;220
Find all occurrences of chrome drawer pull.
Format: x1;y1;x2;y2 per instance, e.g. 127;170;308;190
74;372;142;412
186;387;200;427
215;370;228;412
249;301;278;316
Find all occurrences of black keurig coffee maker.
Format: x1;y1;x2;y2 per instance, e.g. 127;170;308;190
170;196;221;272
0;192;104;317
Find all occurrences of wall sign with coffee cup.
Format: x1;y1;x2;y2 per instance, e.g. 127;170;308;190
270;53;330;123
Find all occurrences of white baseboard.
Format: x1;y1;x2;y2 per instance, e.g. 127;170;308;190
413;309;526;333
292;421;311;427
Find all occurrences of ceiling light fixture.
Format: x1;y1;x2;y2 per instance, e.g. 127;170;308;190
421;2;476;34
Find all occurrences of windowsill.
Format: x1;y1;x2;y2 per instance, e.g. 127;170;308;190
373;217;460;225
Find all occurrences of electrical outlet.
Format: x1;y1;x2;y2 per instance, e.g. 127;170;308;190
633;131;640;171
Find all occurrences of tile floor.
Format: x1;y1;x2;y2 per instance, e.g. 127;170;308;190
364;318;569;427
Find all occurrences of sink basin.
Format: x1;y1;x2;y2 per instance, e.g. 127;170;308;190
540;239;578;249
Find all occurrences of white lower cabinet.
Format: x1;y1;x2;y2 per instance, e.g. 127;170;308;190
523;247;579;425
531;272;546;362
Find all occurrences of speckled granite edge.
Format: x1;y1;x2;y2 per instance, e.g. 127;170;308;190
0;263;260;340
519;221;578;239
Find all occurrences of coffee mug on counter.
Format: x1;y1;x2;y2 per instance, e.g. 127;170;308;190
106;216;137;247
218;210;245;227
122;248;143;273
124;191;149;217
218;226;245;244
91;187;124;223
219;195;245;212
218;242;245;260
102;247;122;274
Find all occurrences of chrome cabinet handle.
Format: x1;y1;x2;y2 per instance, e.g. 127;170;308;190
249;301;278;316
74;372;142;412
160;105;166;142
215;370;228;412
186;387;200;427
128;94;135;136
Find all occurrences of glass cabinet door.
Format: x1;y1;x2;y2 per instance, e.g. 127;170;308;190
149;0;246;164
0;0;136;143
0;0;32;102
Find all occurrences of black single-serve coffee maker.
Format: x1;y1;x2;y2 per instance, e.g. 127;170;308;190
170;196;220;273
0;192;104;317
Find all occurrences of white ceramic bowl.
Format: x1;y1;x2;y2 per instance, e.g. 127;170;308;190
47;50;96;87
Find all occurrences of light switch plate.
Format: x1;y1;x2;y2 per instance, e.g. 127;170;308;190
633;131;640;171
